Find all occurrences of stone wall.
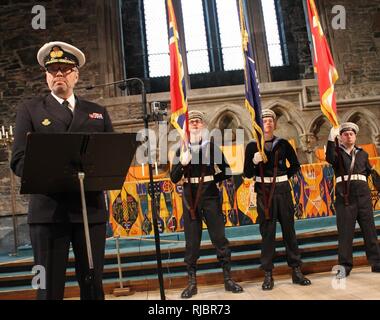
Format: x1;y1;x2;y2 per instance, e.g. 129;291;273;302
275;0;315;81
323;0;380;97
1;0;102;127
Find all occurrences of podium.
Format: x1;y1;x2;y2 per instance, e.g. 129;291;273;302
20;132;139;298
20;132;138;194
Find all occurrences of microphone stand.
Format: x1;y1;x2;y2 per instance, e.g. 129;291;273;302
80;78;166;300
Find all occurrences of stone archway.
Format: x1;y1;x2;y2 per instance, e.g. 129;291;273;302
308;114;331;148
265;99;305;137
208;105;253;144
343;110;380;149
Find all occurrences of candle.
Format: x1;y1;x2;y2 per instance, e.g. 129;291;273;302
0;131;2;140
1;126;5;136
154;162;158;175
9;126;13;136
323;145;326;154
5;132;8;139
141;163;145;176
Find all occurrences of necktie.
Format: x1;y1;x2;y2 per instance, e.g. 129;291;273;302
62;100;73;120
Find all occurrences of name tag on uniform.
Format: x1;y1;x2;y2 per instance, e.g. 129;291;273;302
89;112;103;119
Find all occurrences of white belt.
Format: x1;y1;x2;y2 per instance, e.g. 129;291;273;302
255;175;288;183
184;176;214;184
336;174;367;183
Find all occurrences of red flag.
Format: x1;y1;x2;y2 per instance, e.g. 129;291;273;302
167;0;189;145
306;0;339;128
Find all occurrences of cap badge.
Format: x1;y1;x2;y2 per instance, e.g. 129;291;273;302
50;46;64;59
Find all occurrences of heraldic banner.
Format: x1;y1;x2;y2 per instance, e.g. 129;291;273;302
108;157;380;237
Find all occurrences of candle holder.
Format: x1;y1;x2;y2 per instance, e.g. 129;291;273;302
1;125;18;256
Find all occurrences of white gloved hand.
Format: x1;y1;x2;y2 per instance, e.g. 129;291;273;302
252;152;263;165
180;149;192;166
328;127;340;141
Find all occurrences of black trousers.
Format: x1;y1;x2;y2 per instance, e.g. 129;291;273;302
257;192;302;271
335;191;380;271
29;222;106;300
182;196;231;271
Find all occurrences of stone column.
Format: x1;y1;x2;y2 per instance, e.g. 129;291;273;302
299;133;317;164
96;0;126;98
245;0;272;82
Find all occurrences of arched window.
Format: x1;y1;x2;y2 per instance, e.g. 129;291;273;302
122;0;310;92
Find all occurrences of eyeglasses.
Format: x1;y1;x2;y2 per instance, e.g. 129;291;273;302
45;65;77;76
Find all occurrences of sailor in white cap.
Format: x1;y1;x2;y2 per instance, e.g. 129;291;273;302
11;41;113;300
244;109;311;290
261;108;276;120
188;110;206;145
326;123;380;277
170;109;243;298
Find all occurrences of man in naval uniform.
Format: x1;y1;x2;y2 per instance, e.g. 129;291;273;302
170;110;243;298
326;122;380;277
243;109;311;290
11;41;113;300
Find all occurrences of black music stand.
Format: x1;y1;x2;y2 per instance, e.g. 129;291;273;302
20;132;139;298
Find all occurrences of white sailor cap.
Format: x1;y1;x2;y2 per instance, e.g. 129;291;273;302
339;122;359;134
37;41;86;68
261;109;276;120
188;110;205;122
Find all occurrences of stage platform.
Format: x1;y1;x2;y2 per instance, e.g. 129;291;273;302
96;266;380;300
0;214;379;299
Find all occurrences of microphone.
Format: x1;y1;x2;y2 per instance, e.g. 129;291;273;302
76;78;139;91
77;78;150;119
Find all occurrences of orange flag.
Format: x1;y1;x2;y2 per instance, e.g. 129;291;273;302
306;0;339;128
167;0;189;146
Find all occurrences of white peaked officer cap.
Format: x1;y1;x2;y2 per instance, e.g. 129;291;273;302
37;41;86;68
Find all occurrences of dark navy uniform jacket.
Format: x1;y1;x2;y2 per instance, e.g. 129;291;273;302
325;140;372;197
11;93;114;224
170;140;231;198
243;137;300;194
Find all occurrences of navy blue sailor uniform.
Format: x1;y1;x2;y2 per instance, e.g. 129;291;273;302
326;141;380;274
243;137;303;271
170;140;232;273
11;93;113;300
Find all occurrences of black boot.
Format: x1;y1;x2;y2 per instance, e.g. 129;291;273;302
292;266;311;285
371;265;380;273
223;267;243;293
262;271;274;290
336;265;351;278
181;270;197;299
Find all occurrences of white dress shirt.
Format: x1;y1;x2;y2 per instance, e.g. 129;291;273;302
51;92;76;112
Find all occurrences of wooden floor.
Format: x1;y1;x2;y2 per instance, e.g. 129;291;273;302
93;266;380;300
